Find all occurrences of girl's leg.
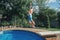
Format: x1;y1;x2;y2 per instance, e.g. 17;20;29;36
31;20;35;28
32;20;35;25
28;21;35;28
28;21;32;27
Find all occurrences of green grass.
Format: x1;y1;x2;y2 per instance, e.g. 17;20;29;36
36;27;60;31
46;28;60;31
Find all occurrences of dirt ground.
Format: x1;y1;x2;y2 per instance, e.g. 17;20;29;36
0;27;47;32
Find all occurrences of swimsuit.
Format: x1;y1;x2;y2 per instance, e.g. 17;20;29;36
28;14;32;22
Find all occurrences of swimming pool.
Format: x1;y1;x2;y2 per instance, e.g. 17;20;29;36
0;30;45;40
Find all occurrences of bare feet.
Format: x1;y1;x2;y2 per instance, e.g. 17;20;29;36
32;26;36;28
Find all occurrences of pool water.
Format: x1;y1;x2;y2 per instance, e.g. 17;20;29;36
0;30;45;40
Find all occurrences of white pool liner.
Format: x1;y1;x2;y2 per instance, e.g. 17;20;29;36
38;31;60;35
0;31;3;34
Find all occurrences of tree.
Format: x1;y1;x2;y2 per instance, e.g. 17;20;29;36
34;0;56;28
0;0;33;27
0;0;57;28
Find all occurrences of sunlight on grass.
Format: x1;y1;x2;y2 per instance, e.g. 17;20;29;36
37;27;60;31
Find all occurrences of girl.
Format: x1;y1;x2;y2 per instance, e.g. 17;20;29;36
27;7;35;28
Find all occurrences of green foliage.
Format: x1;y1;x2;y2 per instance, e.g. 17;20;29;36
0;0;58;28
0;0;32;27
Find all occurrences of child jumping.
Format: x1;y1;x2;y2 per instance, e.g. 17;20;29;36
27;4;35;28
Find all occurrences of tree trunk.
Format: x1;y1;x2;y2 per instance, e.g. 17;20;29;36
46;14;50;28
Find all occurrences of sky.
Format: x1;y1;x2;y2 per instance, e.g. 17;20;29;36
46;0;60;11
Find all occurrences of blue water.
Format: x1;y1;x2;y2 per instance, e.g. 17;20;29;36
0;30;45;40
